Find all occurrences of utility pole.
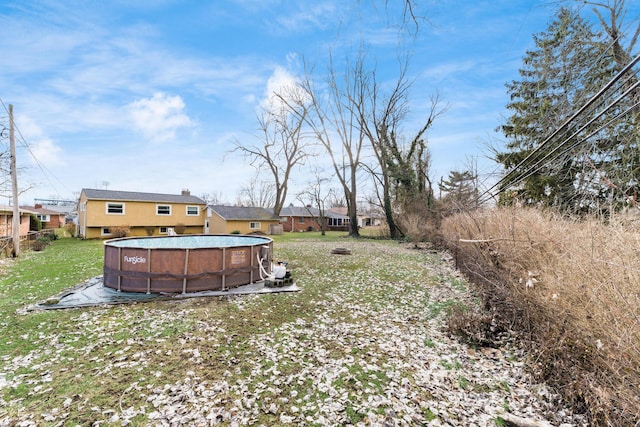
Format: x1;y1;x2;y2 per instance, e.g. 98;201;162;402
9;104;20;257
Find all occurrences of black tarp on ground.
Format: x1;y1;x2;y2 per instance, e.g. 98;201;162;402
29;276;300;310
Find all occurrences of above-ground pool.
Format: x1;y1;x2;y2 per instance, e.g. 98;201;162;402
103;234;273;294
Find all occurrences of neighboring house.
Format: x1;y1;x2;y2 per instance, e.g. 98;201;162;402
0;206;33;237
20;205;66;229
77;188;208;239
209;205;281;234
33;198;77;224
279;206;324;232
328;207;384;229
359;211;384;227
326;208;351;231
277;205;355;232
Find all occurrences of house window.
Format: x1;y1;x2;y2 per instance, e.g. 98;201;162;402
36;214;51;222
156;205;171;215
186;206;199;216
101;228;112;236
298;217;305;223
106;203;124;214
329;217;349;227
159;227;168;234
250;222;261;230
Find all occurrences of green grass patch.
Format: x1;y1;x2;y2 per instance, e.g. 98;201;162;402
0;234;470;425
428;299;466;319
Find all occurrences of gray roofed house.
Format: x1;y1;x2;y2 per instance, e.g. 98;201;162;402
20;205;67;229
209;205;281;234
276;205;351;232
211;205;280;221
279;205;322;217
77;188;207;239
81;188;206;205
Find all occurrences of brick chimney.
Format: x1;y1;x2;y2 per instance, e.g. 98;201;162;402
181;189;190;196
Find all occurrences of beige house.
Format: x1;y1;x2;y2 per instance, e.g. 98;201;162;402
209;205;281;234
0;206;34;237
77;189;208;239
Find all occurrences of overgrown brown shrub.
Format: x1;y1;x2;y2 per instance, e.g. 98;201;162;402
31;238;48;252
441;207;640;426
64;223;76;237
396;202;443;245
174;223;186;235
109;226;130;238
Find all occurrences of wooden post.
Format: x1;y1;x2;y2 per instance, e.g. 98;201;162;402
9;105;20;258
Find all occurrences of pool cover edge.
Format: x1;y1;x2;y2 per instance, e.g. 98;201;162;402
26;276;300;311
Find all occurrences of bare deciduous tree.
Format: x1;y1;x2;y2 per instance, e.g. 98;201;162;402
199;192;225;206
233;88;309;216
296;167;335;236
236;173;277;208
356;54;447;238
583;0;640;70
280;55;365;237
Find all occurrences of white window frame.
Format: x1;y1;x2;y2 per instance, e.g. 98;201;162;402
36;214;51;222
101;227;112;236
106;202;125;215
159;226;169;234
186;206;199;216
329;217;349;227
249;222;261;230
156;204;172;216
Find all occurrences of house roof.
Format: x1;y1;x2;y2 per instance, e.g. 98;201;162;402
211;205;280;221
329;207;348;216
36;204;77;215
278;205;350;219
279;206;322;217
20;206;65;216
81;188;206;205
0;205;35;215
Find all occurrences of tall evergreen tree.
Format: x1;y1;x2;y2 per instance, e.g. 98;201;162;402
496;8;612;212
438;170;478;214
497;2;640;214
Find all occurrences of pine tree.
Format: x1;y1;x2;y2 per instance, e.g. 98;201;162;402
438;170;478;214
496;8;612;211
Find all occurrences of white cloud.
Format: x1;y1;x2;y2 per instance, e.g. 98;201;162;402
29;138;64;167
127;93;193;143
15;116;65;168
260;66;306;114
271;2;337;34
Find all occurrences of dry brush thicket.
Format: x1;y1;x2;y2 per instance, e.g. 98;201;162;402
441;207;640;425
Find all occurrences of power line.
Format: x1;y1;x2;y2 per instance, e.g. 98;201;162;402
478;53;640;204
0;98;69;200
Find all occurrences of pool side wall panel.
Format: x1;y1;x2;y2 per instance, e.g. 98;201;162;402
185;248;224;292
103;236;272;294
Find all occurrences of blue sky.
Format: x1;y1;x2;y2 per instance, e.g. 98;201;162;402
1;0;635;205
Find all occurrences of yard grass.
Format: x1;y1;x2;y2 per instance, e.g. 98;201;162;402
0;234;571;425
